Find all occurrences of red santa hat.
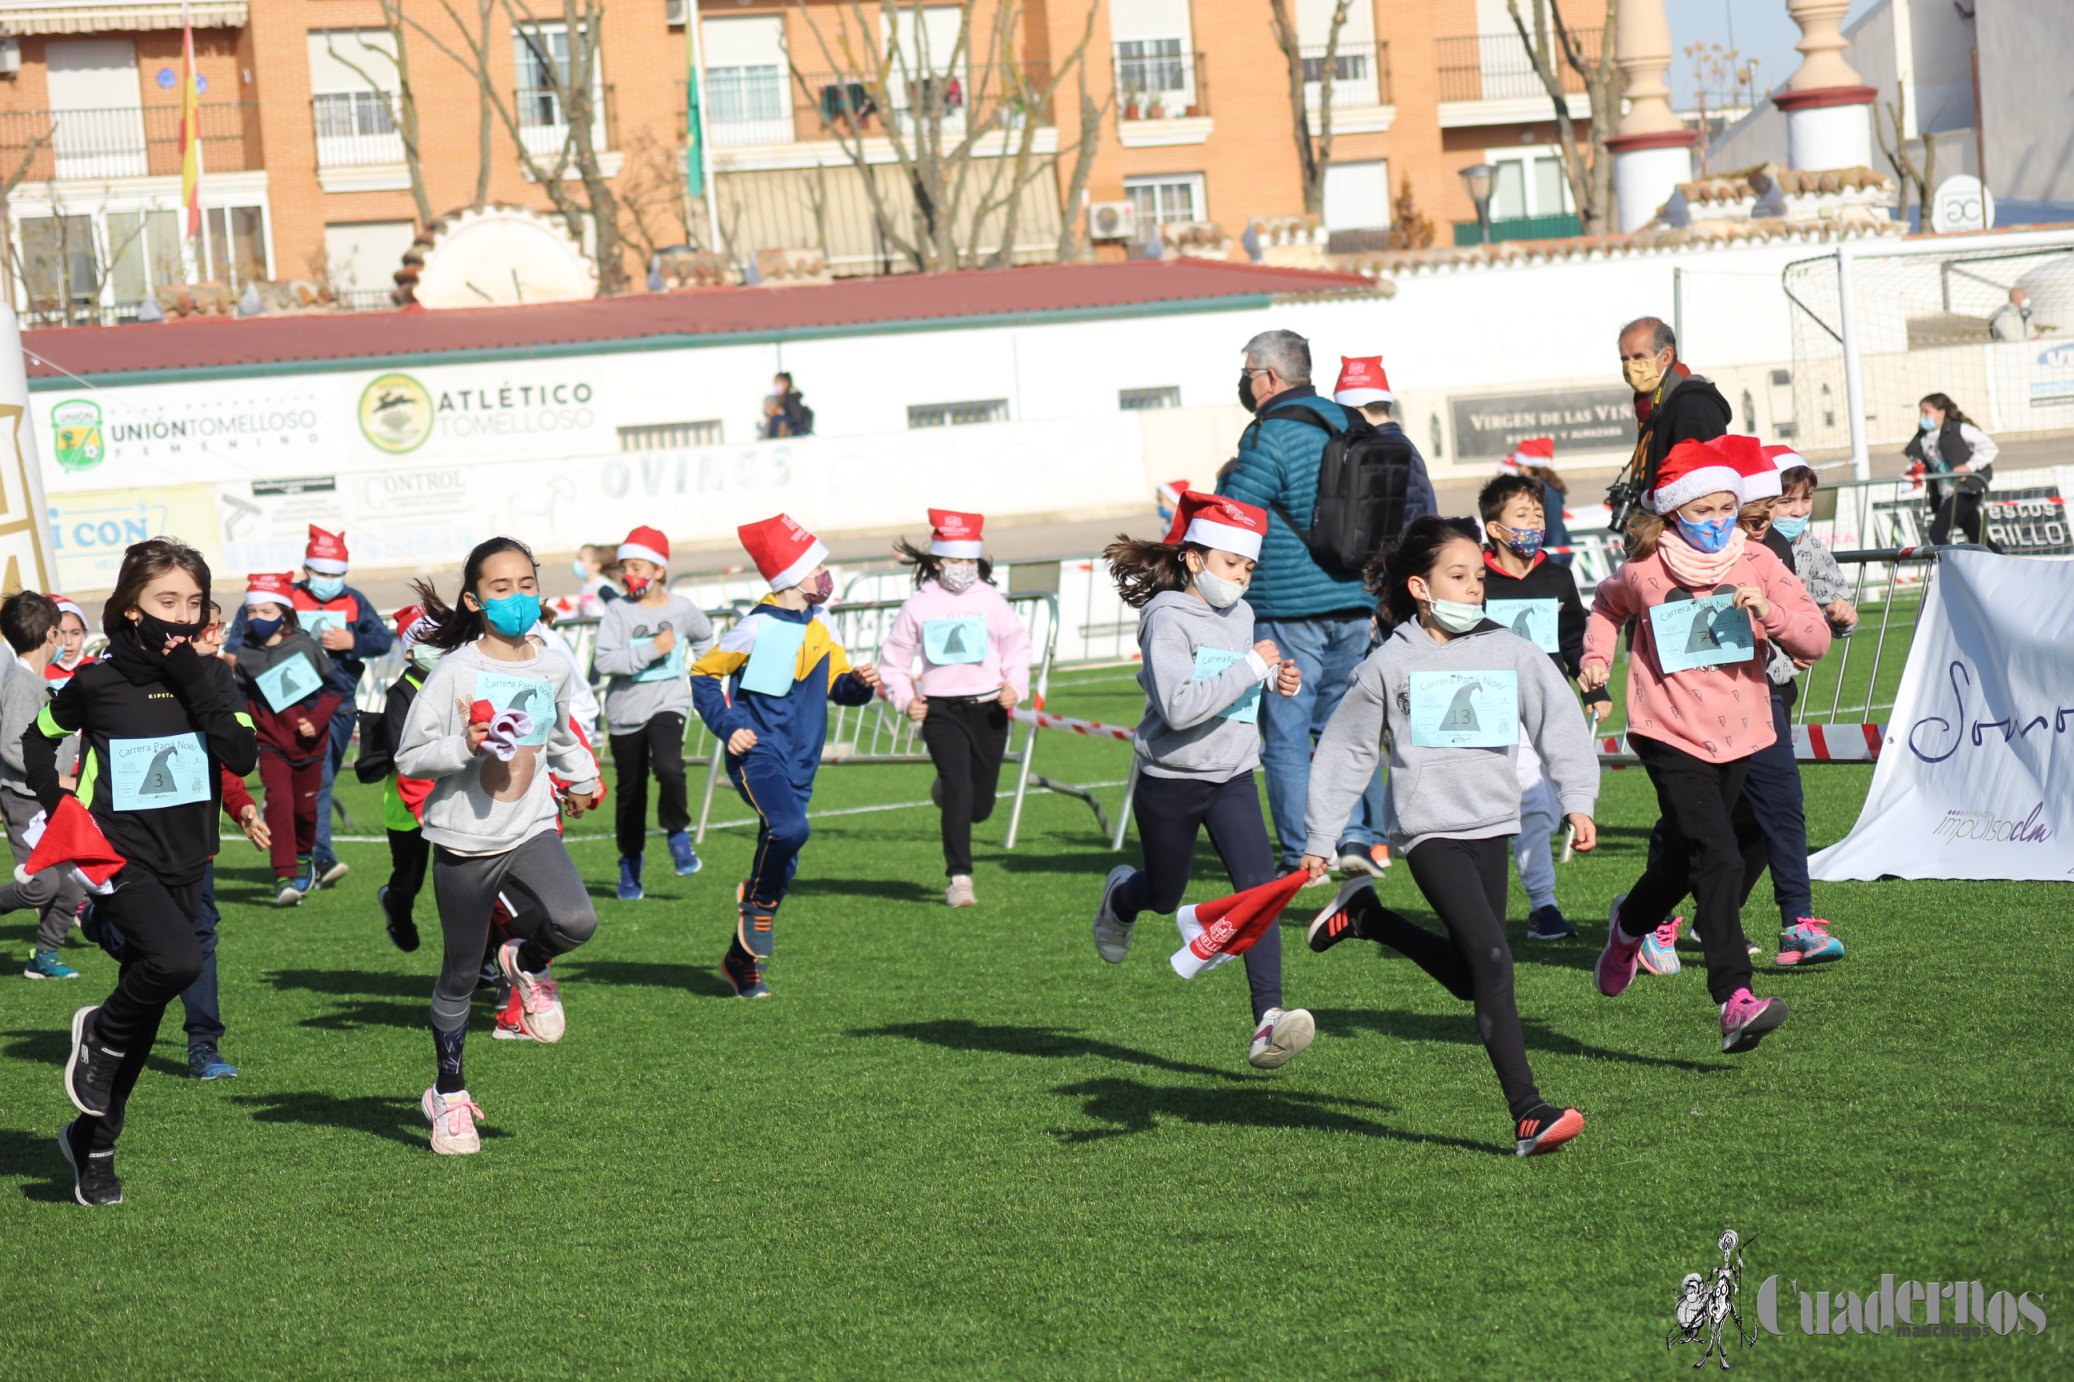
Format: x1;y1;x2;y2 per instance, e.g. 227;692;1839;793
245;572;297;609
1165;491;1268;562
1648;436;1750;515
46;593;85;625
1501;436;1555;472
305;526;350;575
1333;355;1393;408
1762;442;1810;478
1717;434;1780;502
15;795;125;895
392;603;432;652
1171;871;1310;979
1156;478;1189;513
738;513;829;592
928;509;985;559
617;525;670;570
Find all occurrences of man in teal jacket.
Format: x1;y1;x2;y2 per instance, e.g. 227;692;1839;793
1218;328;1433;872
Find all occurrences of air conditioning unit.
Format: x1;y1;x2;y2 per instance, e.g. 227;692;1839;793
0;38;22;77
1088;201;1138;242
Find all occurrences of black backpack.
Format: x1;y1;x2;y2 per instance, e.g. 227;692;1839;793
1256;404;1416;576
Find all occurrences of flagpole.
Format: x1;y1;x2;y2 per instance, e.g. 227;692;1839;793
682;0;722;260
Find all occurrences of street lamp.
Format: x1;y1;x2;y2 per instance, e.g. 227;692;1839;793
1459;162;1495;245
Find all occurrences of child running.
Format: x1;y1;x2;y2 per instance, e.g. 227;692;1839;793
1579;437;1830;1053
394;538;603;1155
358;607;437;952
45;594;91;689
38;538;258;1205
591;525;715;900
877;510;1033;908
690;515;880;999
232;573;346;907
1476;472;1609;941
2;592;85;979
1090;492;1314;1070
1302;516;1600;1155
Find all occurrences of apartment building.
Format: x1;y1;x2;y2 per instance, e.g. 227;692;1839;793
0;0;1598;322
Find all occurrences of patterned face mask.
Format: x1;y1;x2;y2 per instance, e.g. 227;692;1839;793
939;560;979;593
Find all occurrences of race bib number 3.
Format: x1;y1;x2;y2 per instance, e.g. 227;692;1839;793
254;654;324;713
632;636;687;684
473;671;556;746
1408;670;1520;749
922;615;988;666
1486;598;1561;654
1650;592;1757;674
1191;646;1263;725
109;733;211;811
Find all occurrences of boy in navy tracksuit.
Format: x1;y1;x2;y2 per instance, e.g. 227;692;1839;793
691;515;879;998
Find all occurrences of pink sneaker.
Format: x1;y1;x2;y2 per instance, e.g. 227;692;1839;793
1720;988;1789;1053
422;1087;483;1155
496;940;565;1044
1776;918;1844;966
1595;894;1644;997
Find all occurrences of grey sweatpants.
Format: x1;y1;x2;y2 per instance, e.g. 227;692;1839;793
0;786;86;952
430;830;598;1033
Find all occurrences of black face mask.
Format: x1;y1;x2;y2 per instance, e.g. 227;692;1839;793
134;611;208;655
1237;370;1259;414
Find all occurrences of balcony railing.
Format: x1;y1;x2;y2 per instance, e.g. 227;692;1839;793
312;90;403;167
0;101;259;182
1451;212;1585;245
679;63;1054;150
1435;30;1602;104
1113;46;1207;121
1300;41;1391;108
514;84;618;160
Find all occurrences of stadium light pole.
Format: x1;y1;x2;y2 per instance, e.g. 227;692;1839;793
1835;241;1871;481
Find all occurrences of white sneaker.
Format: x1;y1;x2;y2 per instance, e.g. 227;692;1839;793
1092;865;1136;964
273;881;304;908
422;1087;483;1155
1247;1007;1316;1070
945;875;977;908
496;939;565;1044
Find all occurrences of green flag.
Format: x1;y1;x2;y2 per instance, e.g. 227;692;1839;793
684;68;705;197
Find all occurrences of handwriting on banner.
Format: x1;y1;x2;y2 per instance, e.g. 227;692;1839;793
1906;659;2074;764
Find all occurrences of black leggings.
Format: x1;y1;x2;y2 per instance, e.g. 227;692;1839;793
386;826;430;922
1113;770;1282;1022
1623;734;1760;1004
611;711;689;860
921;696;1010;876
1349;836;1543;1121
1927;471;1991;548
84;870;205;1152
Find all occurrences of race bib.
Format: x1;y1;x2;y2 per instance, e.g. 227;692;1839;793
297;609;348;643
254;654;324;712
739;618;808;698
1650;592;1757;674
1408;669;1519;749
632;636;687;684
1191;646;1263;725
109;732;211;811
922;615;987;666
472;670;555;746
1486;598;1561;654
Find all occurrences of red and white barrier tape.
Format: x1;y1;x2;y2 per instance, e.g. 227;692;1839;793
1011;707;1135;742
1597;723;1885;764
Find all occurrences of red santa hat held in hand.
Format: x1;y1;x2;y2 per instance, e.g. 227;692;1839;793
928;509;984;559
1171;871;1310;978
1501;436;1555;473
1166;492;1268;562
305;526;350;576
1333;356;1392;408
738;513;829;592
1648;437;1748;515
17;796;125;895
617;525;670;570
245;572;297;609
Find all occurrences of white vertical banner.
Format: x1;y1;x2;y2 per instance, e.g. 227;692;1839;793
0;307;60;594
1810;551;2074;883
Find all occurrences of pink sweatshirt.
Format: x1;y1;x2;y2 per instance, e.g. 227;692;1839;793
878;581;1034;711
1582;542;1830;763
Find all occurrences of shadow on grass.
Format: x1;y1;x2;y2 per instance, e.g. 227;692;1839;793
1047;1077;1506;1154
808;876;940;903
849;1018;1248;1084
266;968;428;1031
1310;1007;1731;1072
0;1127;76;1202
2;1026;68;1066
555;959;734;998
231;1090;507;1149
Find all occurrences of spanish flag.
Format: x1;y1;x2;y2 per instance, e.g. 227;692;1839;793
179;2;201;238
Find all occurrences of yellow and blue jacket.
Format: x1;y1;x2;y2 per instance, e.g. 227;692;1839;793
691;599;875;791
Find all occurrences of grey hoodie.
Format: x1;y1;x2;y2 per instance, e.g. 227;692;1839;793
1304;619;1598;857
1132;590;1274;782
592;593;715;729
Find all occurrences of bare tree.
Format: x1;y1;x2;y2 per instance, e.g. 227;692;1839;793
1267;0;1350;217
1875;81;1934;221
8;185;152;326
615;128;691;264
404;0;627;293
1682;39;1738;177
324;10;434;226
1507;0;1623;236
785;0;1105;274
0;121;53;309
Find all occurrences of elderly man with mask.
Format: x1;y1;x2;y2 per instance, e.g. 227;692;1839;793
1617;316;1732;508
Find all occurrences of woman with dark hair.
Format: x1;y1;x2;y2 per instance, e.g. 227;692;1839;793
37;538;258;1204
1903;392;2001;548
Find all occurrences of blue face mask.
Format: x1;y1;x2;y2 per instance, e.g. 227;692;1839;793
307;574;346;602
1675;513;1738;554
571;560;589;581
1770;512;1809;540
246;615;284;642
1919;415;1938;432
1500;527;1545;559
478;592;539;639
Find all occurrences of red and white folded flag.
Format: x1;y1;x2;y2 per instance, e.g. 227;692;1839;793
17;795;126;895
1171;871;1310;979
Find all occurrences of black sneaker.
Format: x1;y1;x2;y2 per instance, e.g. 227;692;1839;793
64;1005;121;1118
58;1118;122;1206
1307;878;1380;953
1514;1103;1585;1157
378;885;420;953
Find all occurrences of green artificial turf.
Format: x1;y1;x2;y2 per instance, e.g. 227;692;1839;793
0;668;2066;1379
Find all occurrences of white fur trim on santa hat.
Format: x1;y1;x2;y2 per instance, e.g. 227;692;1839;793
1169;904;1236;978
930;538;983;559
769;538;830;592
1334;385;1393;407
1183;516;1263;561
303;555;348;575
245;589;288;608
1649;465;1743;516
50;597;85;623
617;540;669;569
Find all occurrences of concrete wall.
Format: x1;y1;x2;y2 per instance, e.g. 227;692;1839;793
1978;0;2074;211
